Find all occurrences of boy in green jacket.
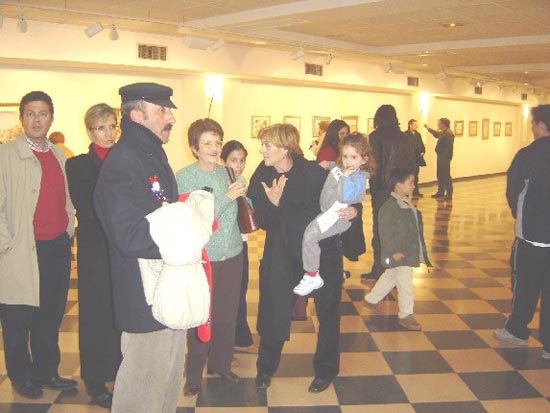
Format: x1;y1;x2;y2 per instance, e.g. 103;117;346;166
363;169;430;331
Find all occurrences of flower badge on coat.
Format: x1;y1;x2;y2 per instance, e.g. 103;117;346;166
149;175;169;204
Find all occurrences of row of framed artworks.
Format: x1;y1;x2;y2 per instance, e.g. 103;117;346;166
454;119;513;139
251;115;369;138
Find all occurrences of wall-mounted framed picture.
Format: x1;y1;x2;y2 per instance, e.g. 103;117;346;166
482;118;490;140
493;121;502;137
342;115;359;133
454;120;464;137
283;116;301;133
505;122;513;137
367;118;375;134
312;116;330;137
251;115;271;138
0;103;22;144
468;121;478;137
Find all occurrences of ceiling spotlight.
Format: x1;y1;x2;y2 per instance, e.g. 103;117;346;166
183;35;210;50
441;22;464;28
291;49;305;60
435;70;447;80
325;53;333;65
85;22;103;38
386;63;405;75
109;23;119;41
17;14;27;33
210;38;226;51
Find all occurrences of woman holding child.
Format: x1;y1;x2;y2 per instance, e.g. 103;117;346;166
247;123;357;393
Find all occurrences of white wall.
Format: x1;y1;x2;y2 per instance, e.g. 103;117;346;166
0;17;544;180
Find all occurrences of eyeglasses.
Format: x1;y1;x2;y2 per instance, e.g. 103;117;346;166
200;141;223;148
90;124;119;133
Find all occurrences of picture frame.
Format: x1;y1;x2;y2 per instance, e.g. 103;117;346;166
505;122;513;137
482;118;490;140
454;120;464;137
468;121;478;137
342;115;359;133
312;116;330;137
493;121;502;137
283;115;301;133
251;115;271;138
0;103;22;144
367;118;375;134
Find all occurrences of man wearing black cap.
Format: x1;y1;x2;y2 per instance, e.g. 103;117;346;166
94;82;182;413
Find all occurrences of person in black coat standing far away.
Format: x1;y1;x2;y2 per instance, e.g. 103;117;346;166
404;119;426;197
425;118;454;200
65;103;122;409
94;83;184;413
248;124;358;394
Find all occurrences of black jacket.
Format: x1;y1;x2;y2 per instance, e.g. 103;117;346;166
369;127;416;192
507;136;550;245
428;127;454;161
248;157;341;341
94;119;178;333
66;145;121;381
404;130;426;167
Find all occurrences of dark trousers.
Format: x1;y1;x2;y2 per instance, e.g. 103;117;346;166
436;157;453;196
413;166;421;195
257;247;343;381
505;238;550;352
369;189;391;278
0;232;71;383
235;242;253;347
186;252;243;386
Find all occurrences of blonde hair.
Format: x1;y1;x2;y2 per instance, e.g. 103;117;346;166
258;123;303;157
84;103;117;130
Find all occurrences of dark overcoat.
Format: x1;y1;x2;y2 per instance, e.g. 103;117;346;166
94;119;178;333
66;145;122;382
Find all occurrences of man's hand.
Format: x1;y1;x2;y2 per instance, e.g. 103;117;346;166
393;252;405;262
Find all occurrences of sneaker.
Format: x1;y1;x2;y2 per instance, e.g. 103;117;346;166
362;298;383;314
493;328;528;346
542;350;550;360
398;315;422;331
293;273;324;296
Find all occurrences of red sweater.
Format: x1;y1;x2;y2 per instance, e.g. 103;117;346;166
316;146;338;163
33;150;69;240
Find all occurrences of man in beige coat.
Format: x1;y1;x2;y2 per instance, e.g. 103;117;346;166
0;91;76;399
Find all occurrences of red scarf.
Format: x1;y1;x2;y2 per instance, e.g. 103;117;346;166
92;143;110;161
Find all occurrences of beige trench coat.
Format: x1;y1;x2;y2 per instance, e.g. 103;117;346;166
0;135;75;306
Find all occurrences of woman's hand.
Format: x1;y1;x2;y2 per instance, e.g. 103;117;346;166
261;176;287;206
318;160;331;170
393;252;405;262
226;181;247;201
338;206;357;221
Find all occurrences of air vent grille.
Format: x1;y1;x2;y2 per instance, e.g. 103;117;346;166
407;76;419;87
137;44;167;61
474;86;483;95
305;63;323;76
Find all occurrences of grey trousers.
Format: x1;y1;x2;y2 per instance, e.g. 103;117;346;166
303;218;351;273
111;328;187;413
185;252;243;386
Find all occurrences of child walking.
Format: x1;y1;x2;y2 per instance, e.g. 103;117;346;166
294;133;371;296
363;169;431;331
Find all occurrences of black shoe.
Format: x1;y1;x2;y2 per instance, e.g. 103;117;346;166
308;377;331;393
32;375;77;390
183;383;201;397
255;373;271;389
431;193;444;199
445;195;453;201
91;391;113;409
12;380;43;399
360;272;380;282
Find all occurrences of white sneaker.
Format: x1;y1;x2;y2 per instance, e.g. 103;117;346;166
542;350;550;360
493;328;528;346
293;273;324;296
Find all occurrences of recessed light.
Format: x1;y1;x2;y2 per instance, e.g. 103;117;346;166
441;22;463;28
524;71;529;74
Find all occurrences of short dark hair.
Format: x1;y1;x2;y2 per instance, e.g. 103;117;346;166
188;118;224;157
408;119;417;127
389;168;414;190
532;105;550;133
221;140;248;162
439;118;451;128
19;91;54;118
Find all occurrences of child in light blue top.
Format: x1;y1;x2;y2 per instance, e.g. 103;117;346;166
294;133;371;296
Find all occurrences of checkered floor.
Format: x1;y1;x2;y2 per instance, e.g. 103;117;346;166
1;175;549;413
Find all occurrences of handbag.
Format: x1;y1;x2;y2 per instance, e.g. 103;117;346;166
226;167;259;234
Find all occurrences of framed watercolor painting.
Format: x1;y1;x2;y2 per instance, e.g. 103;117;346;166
342;115;359;133
482;118;490;140
454;120;464;137
468;121;478;137
505;122;513;137
312;116;330;137
251;115;271;138
283;116;301;133
493;121;502;137
0;103;22;144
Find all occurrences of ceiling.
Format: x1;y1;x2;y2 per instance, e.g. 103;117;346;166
1;0;549;92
